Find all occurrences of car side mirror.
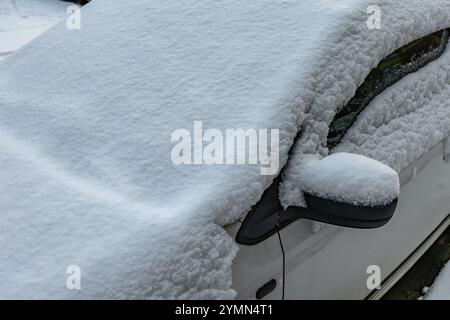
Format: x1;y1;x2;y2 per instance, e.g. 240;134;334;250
236;153;400;245
285;153;400;228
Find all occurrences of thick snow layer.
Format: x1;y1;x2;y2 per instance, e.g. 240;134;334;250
0;0;366;299
280;0;450;208
299;153;399;206
0;129;237;299
1;0;450;299
426;262;450;300
334;45;450;173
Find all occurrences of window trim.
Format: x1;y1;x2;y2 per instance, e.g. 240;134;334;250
327;29;450;148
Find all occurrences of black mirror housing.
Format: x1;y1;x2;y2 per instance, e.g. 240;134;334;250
236;153;400;245
299;193;398;229
236;182;398;246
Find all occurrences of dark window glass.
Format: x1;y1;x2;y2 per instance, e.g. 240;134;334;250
327;29;450;148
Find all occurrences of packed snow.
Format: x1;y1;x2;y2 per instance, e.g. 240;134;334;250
0;0;364;299
334;43;450;175
299;153;399;206
1;0;450;299
0;0;66;59
426;261;450;299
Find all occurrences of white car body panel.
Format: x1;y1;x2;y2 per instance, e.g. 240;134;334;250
229;141;450;299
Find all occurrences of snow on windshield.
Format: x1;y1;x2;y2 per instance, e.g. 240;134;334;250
0;0;449;298
0;0;360;298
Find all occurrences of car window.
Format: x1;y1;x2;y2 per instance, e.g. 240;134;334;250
327;29;450;148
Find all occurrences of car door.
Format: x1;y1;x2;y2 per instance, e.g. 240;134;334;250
229;142;450;300
281;142;450;299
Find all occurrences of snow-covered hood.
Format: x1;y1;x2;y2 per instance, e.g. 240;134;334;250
0;0;449;298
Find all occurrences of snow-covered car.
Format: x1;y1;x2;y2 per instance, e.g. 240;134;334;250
1;0;450;300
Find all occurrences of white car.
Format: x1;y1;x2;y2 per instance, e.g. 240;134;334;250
1;0;450;300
